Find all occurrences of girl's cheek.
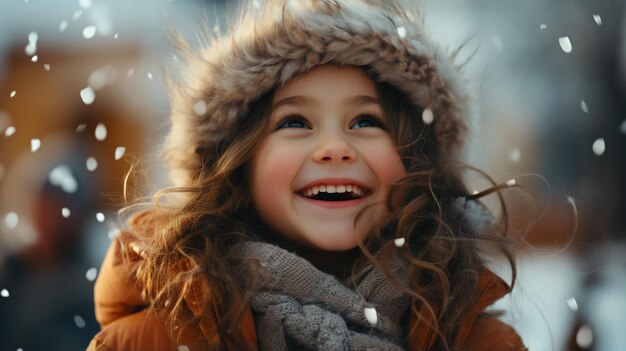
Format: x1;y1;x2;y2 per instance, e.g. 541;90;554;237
369;146;405;210
251;141;301;195
367;143;406;182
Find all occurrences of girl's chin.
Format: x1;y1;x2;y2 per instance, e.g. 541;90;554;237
309;243;358;252
304;235;361;252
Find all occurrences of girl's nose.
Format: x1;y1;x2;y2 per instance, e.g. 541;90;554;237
313;135;357;163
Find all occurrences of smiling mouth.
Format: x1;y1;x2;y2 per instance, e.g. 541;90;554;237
297;184;369;201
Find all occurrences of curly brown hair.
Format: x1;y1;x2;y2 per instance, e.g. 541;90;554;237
129;69;516;350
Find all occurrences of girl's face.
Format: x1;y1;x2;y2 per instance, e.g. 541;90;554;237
250;65;406;251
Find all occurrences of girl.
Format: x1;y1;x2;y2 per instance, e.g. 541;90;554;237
88;0;526;350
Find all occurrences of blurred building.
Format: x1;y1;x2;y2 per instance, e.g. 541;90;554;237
0;1;211;349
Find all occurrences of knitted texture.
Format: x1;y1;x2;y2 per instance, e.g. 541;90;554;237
237;241;411;351
166;0;475;188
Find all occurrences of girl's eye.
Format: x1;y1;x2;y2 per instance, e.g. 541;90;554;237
351;114;385;129
276;115;310;129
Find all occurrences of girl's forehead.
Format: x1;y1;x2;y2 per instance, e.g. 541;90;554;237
273;64;378;103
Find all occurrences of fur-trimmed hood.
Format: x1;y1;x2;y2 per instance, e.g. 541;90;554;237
165;0;474;188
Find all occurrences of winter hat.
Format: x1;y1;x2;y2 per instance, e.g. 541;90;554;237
165;0;474;188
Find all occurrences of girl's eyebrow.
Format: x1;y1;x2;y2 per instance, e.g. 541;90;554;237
272;95;309;111
346;95;380;106
272;95;380;111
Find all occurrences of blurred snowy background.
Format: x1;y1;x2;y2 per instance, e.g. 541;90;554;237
0;0;624;350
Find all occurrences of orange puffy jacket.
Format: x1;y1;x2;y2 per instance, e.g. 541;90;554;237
87;232;526;351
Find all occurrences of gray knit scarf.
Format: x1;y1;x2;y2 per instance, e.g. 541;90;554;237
237;241;411;351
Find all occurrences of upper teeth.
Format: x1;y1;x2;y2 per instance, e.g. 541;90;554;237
301;184;365;197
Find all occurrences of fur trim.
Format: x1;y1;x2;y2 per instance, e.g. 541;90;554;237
166;0;473;187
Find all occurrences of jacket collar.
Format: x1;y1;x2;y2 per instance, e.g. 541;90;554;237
407;268;512;350
184;266;510;351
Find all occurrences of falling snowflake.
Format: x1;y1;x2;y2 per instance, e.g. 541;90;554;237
364;307;377;326
559;37;572;53
95;122;107;141
593;14;602;26
4;212;19;229
76;123;87;133
147;72;153;80
566;297;579;311
10;90;16;98
74;315;86;328
394;238;405;247
80;86;96;105
85;267;98;281
59;20;68;32
592;138;605;156
31;138;41;152
114;146;126;160
83;26;97;39
580;100;588;113
79;0;92;9
108;229;121;240
96;212;105;222
62;207;71;218
576;325;593;349
49;165;78;193
86;157;98;171
397;26;407;39
422;108;434;125
43;63;51;71
0;289;9;298
73;10;83;20
5;126;16;137
620;120;626;134
510;148;521;163
127;68;135;77
506;179;516;187
252;0;261;9
89;69;108;90
31;55;38;62
25;32;38;56
114;33;119;39
194;100;207;116
490;35;504;51
540;24;547;30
